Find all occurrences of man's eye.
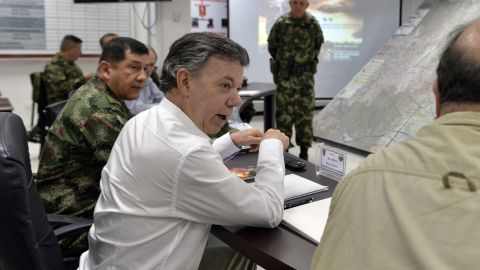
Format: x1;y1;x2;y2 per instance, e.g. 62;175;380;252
221;83;232;89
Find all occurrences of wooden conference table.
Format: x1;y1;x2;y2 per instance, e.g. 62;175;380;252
211;152;338;270
238;82;276;131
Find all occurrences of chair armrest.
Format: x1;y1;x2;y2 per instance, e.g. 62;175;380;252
47;213;91;227
54;222;92;241
48;214;92;240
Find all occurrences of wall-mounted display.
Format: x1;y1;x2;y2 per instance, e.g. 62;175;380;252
230;0;399;98
191;0;228;36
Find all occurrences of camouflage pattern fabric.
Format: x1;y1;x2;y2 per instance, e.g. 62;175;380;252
37;76;133;255
268;12;323;148
43;54;86;104
36;76;133;219
276;73;315;148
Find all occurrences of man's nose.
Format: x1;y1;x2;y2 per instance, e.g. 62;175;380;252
228;91;242;107
138;68;148;81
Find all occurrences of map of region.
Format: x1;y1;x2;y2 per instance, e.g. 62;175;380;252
313;0;480;153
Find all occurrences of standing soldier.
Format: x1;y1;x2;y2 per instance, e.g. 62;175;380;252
268;0;324;160
43;35;94;104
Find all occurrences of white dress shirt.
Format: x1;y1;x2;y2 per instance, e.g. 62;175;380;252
79;98;285;270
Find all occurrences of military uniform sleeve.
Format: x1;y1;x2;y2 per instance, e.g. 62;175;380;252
313;20;324;60
268;20;281;58
44;64;86;103
81;109;129;163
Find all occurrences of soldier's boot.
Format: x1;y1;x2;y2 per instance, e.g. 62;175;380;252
299;147;308;161
27;125;41;143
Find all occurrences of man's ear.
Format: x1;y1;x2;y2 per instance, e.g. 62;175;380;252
98;60;111;81
432;79;442;118
176;68;191;97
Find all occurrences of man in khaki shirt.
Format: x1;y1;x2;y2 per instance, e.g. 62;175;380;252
311;19;480;270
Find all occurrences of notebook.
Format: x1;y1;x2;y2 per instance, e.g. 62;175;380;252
282;198;332;244
284;174;329;200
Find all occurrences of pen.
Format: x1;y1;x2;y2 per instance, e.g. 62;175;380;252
284;197;313;209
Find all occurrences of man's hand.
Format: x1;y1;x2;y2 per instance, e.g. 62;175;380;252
263;129;289;150
230;128;263;152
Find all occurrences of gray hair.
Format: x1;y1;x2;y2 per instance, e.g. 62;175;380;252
159;32;249;93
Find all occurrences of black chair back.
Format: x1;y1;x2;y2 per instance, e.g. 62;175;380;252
0;112;65;270
39;99;68;148
30;72;48;127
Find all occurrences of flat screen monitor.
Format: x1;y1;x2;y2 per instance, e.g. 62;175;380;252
230;0;400;98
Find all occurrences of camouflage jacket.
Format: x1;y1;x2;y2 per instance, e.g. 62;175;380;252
36;76;133;217
268;12;324;78
43;54;86;104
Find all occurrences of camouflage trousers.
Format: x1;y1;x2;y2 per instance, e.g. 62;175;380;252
275;74;315;148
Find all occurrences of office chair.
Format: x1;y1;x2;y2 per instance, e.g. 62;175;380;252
39;99;68;149
0;112;91;270
30;72;46;128
28;72;48;143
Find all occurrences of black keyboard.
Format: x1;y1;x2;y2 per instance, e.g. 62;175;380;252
284;154;307;170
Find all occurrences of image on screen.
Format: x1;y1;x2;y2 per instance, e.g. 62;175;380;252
230;0;399;98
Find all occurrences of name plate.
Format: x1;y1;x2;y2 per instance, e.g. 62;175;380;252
316;144;346;181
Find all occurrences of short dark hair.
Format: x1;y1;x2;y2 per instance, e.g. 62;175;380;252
100;37;149;66
60;35;82;51
436;23;480;106
159;32;249;93
99;33;118;49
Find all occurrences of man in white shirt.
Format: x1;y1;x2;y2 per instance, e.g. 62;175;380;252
79;32;289;270
125;46;165;114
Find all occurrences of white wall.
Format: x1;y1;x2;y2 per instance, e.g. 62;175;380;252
152;0;191;65
1;0;191;128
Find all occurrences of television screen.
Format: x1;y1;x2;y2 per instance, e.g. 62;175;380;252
230;0;399;98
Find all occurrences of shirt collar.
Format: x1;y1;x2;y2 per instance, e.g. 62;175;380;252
435;111;480;127
161;97;211;142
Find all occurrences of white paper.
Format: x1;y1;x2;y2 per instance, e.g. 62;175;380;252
239;90;261;97
229;121;253;131
282;198;332;244
284;174;328;200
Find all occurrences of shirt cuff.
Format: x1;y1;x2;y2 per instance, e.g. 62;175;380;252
212;132;241;159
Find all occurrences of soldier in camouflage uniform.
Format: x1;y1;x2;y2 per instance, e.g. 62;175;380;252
43;35;94;105
268;0;324;160
36;37;150;255
99;32;118;50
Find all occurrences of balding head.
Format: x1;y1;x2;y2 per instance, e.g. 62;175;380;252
435;19;480;116
454;20;480;60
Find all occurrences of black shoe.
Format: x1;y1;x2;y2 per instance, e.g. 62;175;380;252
299;147;308;160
